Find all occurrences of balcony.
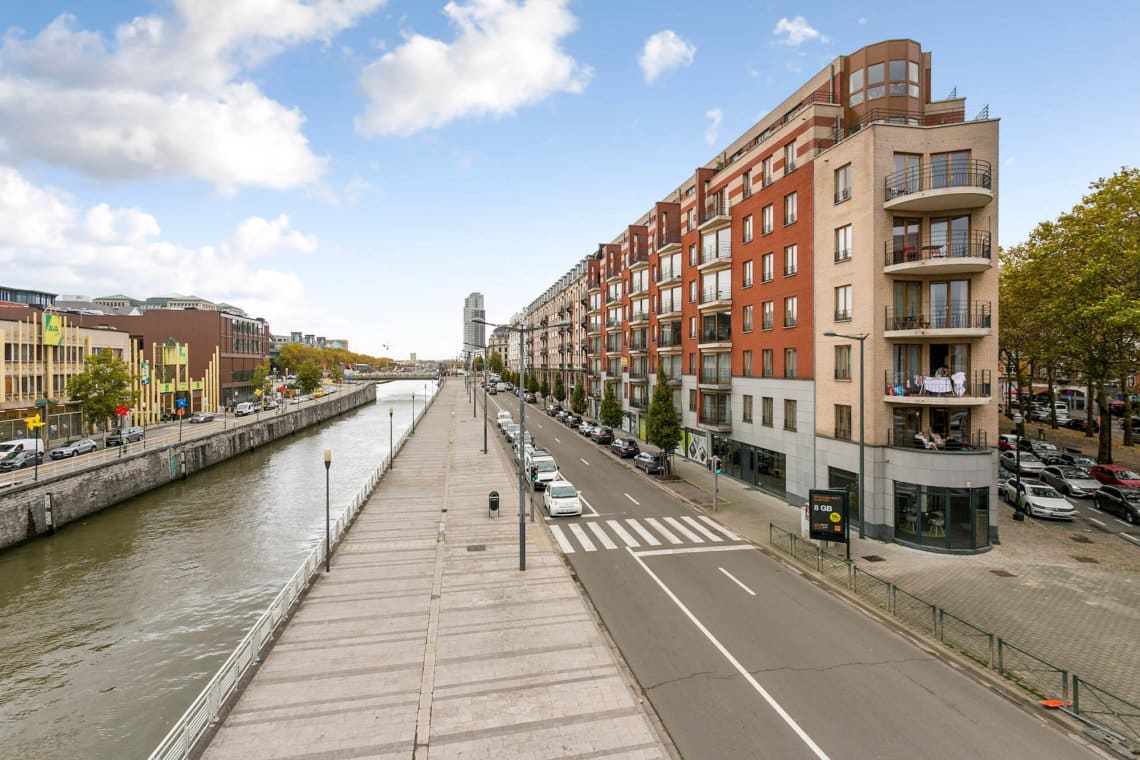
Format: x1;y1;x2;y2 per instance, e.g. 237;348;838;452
698;410;732;432
629;370;649;383
884;302;993;337
605;343;623;356
587;323;602;336
605;293;620;305
699;328;731;347
629;339;649;355
883;370;992;406
658;332;683;353
887;429;989;451
657;234;681;254
606;268;622;283
628;309;650;326
588;277;602;292
699;199;731;231
883;161;993;212
699;248;732;272
656;267;681;287
883;231;993;274
699;286;732;310
656;302;681;319
628;250;649;270
699;368;732;389
605;318;622;329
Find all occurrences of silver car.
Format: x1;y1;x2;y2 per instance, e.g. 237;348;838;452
1040;466;1101;498
1000;450;1045;477
49;438;98;459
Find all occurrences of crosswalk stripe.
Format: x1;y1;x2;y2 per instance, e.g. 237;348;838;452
697;515;741;541
587;522;618;550
645;517;682;544
682;515;724;542
665;516;704;543
569;523;597;552
607;520;640;548
626;519;661;546
549;525;575;554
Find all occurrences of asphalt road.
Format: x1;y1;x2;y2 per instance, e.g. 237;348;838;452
484;393;1099;759
997;469;1140;549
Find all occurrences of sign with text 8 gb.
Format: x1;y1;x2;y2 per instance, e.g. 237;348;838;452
808;489;848;543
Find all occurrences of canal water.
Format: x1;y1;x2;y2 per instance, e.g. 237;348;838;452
0;380;439;759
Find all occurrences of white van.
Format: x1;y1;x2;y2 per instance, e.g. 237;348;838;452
234;402;258;417
0;438;44;458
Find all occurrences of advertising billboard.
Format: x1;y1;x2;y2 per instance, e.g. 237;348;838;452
42;314;63;346
809;489;849;543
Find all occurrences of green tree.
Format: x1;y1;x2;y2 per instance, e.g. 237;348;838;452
250;360;272;396
472;355;484;372
646;367;681;472
599;385;622;428
540;376;550;399
296;359;322;395
527;373;539;393
66;350;135;432
488;351;504;374
553;373;566;403
570;380;586;415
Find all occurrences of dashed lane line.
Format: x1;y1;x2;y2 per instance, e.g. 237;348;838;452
625;493;640;505
719;567;757;596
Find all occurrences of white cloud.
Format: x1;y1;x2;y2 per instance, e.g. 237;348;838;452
771;16;829;47
1004;156;1016;167
704;109;723;145
356;0;592;137
0;1;386;190
638;30;695;83
344;176;373;203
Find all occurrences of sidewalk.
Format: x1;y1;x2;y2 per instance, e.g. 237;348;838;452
645;446;1140;708
202;382;670;759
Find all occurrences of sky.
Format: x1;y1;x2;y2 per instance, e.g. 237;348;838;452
1;0;1138;360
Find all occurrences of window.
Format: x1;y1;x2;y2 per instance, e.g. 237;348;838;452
889;59;907;82
783;245;798;276
835;285;852;320
835;405;852;440
908;61;920;98
762;301;774;330
762;204;774;235
784;296;798;327
834;164;852;204
783;141;797;174
868;62;884;84
742;170;752;199
689;388;697;411
868;84;885;100
687;208;696;230
849;67;864;92
688;352;696;374
784;399;797;431
784;192;797;225
743;214;753;243
931;150;971;189
743;350;753;376
762;397;774;426
762;156;773;186
835;345;851;380
891;153;922;195
784;348;797;378
743;305;753;333
689;243;697;266
762;252;774;282
743;395;753;422
762;349;774;377
689;316;697;338
835;224;853;261
689;280;697;303
743;260;754;288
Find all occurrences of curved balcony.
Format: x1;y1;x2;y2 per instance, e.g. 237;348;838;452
884;232;993;275
699;286;732;311
883;161;993;212
884;302;992;338
882;370;992;406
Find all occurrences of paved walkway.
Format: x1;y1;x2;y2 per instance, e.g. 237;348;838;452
203;382;669;759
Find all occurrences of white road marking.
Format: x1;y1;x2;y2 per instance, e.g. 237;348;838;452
569;523;597;552
587;522;618;550
636;545;754;558
1113;518;1130;528
607;520;640;547
627;548;830;759
697;515;741;541
1122;533;1140;545
554;437;561;443
719;567;757;596
549;525;575;554
579;457;590;466
665;516;704;543
1089;518;1107;528
626;519;662;546
645;517;682;544
580;496;600;516
624;493;640;505
682;516;724;542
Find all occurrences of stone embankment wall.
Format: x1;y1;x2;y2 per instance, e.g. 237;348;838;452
0;383;376;551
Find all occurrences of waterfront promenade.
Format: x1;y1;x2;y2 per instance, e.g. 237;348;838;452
202;381;669;758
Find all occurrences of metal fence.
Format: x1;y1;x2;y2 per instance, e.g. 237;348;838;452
149;385;440;760
767;524;1137;752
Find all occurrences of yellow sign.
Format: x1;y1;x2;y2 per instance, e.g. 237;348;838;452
24;413;44;429
43;314;63;346
159;382;174;393
191;380;203;391
163;344;188;365
178;382;189;391
829;512;842;523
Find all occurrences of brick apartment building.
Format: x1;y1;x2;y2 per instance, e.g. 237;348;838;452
517;39;999;553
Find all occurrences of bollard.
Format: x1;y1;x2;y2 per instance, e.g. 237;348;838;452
488;490;500;518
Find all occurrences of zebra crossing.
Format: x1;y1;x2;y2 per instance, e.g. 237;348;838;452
548;514;745;554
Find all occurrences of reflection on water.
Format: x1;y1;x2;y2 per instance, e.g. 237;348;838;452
0;380;436;759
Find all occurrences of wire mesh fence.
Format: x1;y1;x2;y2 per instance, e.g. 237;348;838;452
939;609;994;668
997;638;1067;702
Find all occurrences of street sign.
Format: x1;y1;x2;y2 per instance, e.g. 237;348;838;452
175;398;188;408
809;489;849;543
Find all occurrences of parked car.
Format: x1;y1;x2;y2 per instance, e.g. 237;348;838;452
1089;464;1140;488
1018;438;1058;457
487;386;498;395
611;438;640;458
496;411;513;429
1092;486;1140;524
262;401;279;410
543;479;582;517
189;412;215;424
106;426;145;446
546;404;563;416
502;424;520;442
1001;479;1077;520
633;451;666;474
234;402;257;417
49;438;98;459
591;426;614;445
997;434;1019;451
577;421;595;437
564;414;582;428
1061;417;1100;434
1040;466;1101;498
0;449;43;471
523;392;536;403
1000;450;1045;477
555;410;569;423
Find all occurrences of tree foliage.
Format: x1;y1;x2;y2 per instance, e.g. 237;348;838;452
540;376;550;399
599;385;622;428
527;373;539;393
488;351;504;374
646;366;681;470
66;350;135;432
296;359;323;394
472;355;484;372
553;373;566;403
571;380;586;415
250;360;272;396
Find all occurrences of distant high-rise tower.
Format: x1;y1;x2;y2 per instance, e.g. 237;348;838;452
463;292;485;357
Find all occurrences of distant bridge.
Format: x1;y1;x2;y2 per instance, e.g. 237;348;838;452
357;373;440;381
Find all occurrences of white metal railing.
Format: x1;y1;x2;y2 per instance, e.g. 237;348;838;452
149;383;437;760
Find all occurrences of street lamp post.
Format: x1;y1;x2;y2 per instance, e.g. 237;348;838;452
389;407;394;469
323;448;332;573
465;341;490;454
411;392;416;434
824;331;869;543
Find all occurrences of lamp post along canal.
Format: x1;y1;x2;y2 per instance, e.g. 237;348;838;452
411;392;416;434
388;407;394;469
824;331;868;540
465;340;490;454
323;448;332;573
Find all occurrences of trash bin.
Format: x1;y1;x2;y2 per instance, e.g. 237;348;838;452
488;491;499;518
1037;428;1045;440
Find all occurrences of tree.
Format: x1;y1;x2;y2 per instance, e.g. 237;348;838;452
250;360;272;396
66;350;135;432
296;359;322;395
553;373;566;403
599;385;623;428
646;367;681;472
570;380;586;415
526;373;539;393
488;351;504;374
472;355;484;372
540;376;550;399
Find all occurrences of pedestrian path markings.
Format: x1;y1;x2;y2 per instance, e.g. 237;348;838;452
548;515;744;554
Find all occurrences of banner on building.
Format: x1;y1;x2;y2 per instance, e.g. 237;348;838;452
191;380;203;390
42;314;63;346
140;361;151;385
163;344;188;365
159;382;174;393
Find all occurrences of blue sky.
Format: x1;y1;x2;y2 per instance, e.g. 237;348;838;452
2;0;1137;359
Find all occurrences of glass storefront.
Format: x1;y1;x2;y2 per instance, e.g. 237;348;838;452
711;434;787;497
894;481;990;551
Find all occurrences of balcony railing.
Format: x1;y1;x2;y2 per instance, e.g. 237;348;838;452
884;302;992;331
700;286;732;304
630;398;648;410
884;369;992;398
834;249;852;263
699;411;732;427
606;294;620;304
659;332;683;348
887;429;989;451
656;267;681;283
699;369;732;384
701;198;730;224
656;302;681;316
605;318;622;329
700;247;731;266
630;368;649;380
742;277;753;288
884;160;993;201
700;329;731;344
628;250;649;267
883;231;993;266
762;318;774;331
629;310;650;322
656;234;679;251
629;340;650;352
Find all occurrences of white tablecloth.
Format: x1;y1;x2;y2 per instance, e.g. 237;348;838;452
922;376;952;393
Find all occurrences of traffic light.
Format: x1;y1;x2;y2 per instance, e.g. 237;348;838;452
711;456;722;474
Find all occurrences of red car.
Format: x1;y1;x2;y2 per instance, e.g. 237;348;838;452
1089;464;1140;488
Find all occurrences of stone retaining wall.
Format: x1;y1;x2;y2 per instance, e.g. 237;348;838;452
0;383;377;551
